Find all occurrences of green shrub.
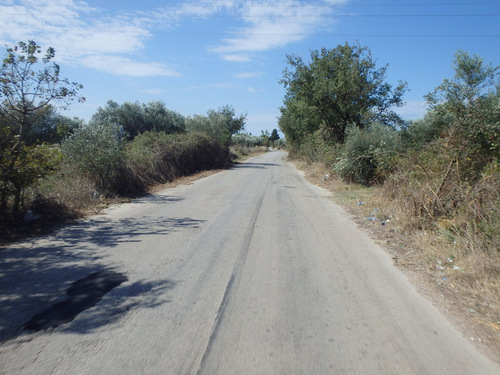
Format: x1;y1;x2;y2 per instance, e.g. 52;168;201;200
62;123;126;194
334;123;401;185
124;132;228;194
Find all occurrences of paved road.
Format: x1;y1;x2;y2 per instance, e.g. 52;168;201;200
0;151;498;374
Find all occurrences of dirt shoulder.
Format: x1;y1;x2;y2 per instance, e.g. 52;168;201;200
292;159;500;367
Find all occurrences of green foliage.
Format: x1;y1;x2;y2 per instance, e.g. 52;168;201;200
401;110;454;150
125;132;228;194
335;123;401;185
269;129;280;142
278;102;322;151
231;132;264;147
382;50;500;258
185;105;246;148
0;40;83;216
91;100;185;139
63;123;126;194
423;51;500;182
279;42;407;146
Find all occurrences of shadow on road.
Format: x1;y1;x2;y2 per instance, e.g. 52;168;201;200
59;277;176;335
231;162;281;169
0;215;203;343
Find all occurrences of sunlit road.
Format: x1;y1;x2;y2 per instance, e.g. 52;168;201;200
0;151;498;374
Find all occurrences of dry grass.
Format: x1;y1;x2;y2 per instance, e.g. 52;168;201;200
292;159;500;365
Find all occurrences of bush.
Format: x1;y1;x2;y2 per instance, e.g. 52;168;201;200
62;123;126;194
124;132;229;194
334;123;401;184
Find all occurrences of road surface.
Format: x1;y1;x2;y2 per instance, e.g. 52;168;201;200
0;151;498;374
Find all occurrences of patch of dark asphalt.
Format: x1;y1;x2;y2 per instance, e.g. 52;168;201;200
25;269;128;331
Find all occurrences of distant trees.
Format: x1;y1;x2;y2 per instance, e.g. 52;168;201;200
185;105;246;148
0;40;83;216
279;42;407;147
91;100;185;138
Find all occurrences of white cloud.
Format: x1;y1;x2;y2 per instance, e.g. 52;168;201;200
247;87;264;93
210;0;346;59
235;72;263;78
81;55;180;77
222;54;252;62
0;0;180;77
183;83;234;90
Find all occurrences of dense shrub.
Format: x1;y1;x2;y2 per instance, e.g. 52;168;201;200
124;132;229;194
334;123;401;184
62;123;126;194
401;110;453;150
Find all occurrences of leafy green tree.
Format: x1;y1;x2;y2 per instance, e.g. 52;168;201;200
425;50;499;181
0;40;83;216
143;100;185;134
280;42;407;144
185;105;246;148
91;100;185;139
91;100;145;139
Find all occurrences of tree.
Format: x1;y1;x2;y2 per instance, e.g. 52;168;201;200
426;50;498;112
185;105;246;148
269;128;280;143
424;50;499;181
0;40;84;216
142;100;185;134
91;100;185;138
280;42;407;144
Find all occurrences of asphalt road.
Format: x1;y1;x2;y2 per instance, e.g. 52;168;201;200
0;151;498;374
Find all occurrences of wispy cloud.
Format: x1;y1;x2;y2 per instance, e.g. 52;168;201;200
0;0;180;77
0;0;348;74
210;0;347;61
183;82;234;91
247;87;264;93
235;72;263;78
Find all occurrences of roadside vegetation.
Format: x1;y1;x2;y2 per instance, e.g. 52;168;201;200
0;40;276;243
279;42;499;353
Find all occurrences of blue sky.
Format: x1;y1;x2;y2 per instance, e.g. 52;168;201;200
1;0;499;136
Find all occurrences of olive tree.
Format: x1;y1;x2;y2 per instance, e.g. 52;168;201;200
185;105;246;148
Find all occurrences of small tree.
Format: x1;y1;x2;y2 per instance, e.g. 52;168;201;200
269;129;280;143
425;50;499;181
0;40;84;216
